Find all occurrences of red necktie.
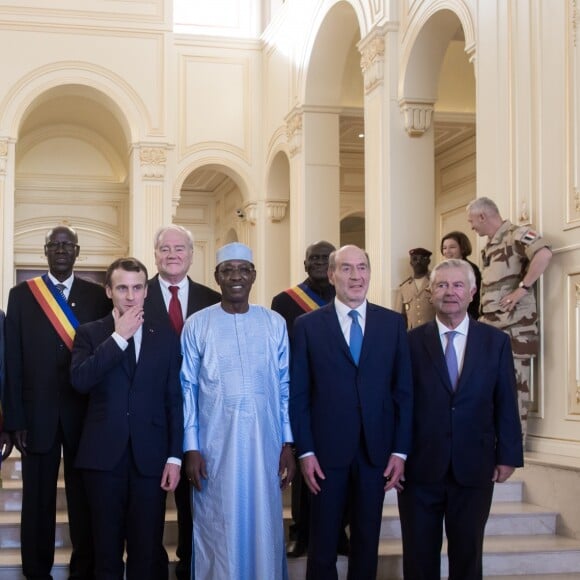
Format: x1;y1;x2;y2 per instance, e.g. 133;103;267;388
168;286;184;335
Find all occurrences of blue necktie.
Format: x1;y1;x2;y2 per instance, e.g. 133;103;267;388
56;283;67;301
349;310;363;365
445;331;459;390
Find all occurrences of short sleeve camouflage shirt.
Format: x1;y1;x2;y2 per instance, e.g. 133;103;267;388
479;220;551;356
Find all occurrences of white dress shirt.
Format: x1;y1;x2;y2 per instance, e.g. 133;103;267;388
334;297;367;343
435;313;470;375
158;276;189;320
48;272;74;300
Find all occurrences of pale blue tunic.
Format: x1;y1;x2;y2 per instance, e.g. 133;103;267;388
181;304;292;580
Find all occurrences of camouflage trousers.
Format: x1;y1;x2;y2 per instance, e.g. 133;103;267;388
514;356;531;441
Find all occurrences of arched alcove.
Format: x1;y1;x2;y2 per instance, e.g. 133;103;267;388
14;84;131;275
340;214;365;248
293;0;365;261
399;7;476;259
176;164;247;290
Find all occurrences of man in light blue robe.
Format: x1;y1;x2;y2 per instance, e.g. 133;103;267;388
181;242;295;580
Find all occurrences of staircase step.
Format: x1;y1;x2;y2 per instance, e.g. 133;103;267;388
287;534;580;578
0;509;179;549
0;501;558;550
1;535;579;579
377;502;556;539
0;547;180;580
383;480;523;505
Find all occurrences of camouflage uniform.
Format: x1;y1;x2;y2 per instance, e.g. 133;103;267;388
395;275;436;330
479;220;551;437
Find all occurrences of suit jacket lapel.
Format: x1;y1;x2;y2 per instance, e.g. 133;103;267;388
321;303;353;364
68;277;86;319
455;319;479;392
358;303;377;367
149;276;167;315
423;321;454;392
186;277;197;317
133;321;156;379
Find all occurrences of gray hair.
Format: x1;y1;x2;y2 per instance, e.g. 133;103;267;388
154;225;194;251
466;197;500;217
328;245;371;271
430;258;476;291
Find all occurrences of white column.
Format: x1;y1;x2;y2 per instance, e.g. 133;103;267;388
360;24;435;307
0;138;15;304
129;143;173;273
285;107;341;283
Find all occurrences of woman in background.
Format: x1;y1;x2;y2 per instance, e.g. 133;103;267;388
440;230;481;319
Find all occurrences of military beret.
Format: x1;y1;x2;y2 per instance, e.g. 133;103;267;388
409;247;432;257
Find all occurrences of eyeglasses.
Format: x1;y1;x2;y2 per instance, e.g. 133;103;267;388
217;266;255;278
45;241;78;252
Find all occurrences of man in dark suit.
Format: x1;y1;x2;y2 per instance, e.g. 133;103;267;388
290;244;413;580
398;258;524;580
71;257;183;580
0;309;14;462
271;240;349;559
3;225;111;580
143;225;220;579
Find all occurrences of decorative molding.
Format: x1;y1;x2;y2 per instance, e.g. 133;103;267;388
243;202;258;225
265;201;287;222
285;108;303;158
465;42;477;66
575;281;580;408
568;0;580;227
0;139;8;175
139;147;167;180
358;28;385;94
399;99;435;136
519;200;530;223
573;0;578;48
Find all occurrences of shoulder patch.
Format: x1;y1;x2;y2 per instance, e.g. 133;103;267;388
520;228;539;245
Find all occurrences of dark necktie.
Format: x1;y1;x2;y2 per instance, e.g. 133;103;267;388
445;330;459;390
126;337;136;378
56;283;67;301
348;310;363;365
168;286;184;335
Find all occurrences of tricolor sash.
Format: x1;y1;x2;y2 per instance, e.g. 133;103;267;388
26;275;79;350
284;282;327;313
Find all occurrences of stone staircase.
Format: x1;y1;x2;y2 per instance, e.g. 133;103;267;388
1;455;580;579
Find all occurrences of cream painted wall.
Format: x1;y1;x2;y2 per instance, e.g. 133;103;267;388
0;0;579;508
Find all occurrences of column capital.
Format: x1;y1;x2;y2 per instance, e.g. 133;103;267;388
243;202;258;225
285;107;303;157
399;99;435;136
0;138;10;175
135;144;171;180
358;26;386;94
265;200;287;222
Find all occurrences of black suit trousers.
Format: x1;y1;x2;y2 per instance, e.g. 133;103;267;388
83;445;168;580
398;471;494;580
21;423;94;580
173;464;193;580
307;439;385;580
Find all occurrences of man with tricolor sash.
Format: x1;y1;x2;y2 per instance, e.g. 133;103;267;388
271;241;349;559
3;225;111;580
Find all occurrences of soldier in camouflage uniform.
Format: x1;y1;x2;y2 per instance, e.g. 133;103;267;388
395;248;436;330
467;197;552;439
